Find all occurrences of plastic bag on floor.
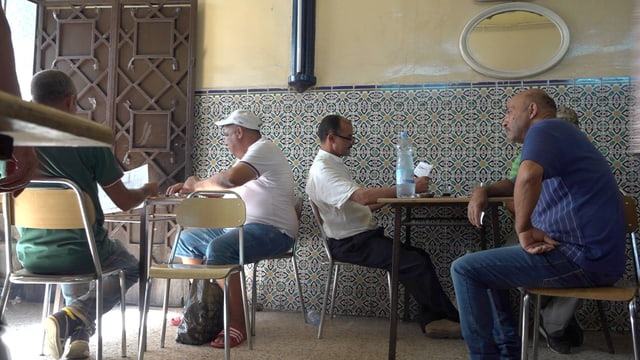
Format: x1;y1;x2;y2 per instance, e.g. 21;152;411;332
175;279;223;345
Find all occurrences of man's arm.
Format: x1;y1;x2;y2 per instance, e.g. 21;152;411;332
103;180;158;211
0;7;38;196
349;176;430;211
0;7;20;96
166;162;257;195
350;186;396;210
467;178;514;227
513;159;559;254
513;160;543;234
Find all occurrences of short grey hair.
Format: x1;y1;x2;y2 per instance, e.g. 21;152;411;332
556;105;579;128
30;69;76;105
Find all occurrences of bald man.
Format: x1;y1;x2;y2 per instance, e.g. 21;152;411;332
453;89;625;359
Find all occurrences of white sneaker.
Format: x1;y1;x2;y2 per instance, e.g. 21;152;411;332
63;329;90;359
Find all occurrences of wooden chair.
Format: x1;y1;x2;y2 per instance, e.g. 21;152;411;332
137;190;251;360
309;200;392;339
0;178;127;360
249;195;306;336
520;194;640;360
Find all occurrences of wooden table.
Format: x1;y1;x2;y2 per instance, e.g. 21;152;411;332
105;195;183;351
0;91;113;147
105;196;183;309
377;196;512;360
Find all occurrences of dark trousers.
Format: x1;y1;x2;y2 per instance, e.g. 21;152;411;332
328;227;459;327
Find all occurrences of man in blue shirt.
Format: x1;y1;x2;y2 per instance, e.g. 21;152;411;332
453;89;625;359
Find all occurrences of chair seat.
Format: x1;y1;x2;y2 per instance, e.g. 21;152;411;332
10;268;123;284
10;270;98;284
526;284;636;302
148;263;242;280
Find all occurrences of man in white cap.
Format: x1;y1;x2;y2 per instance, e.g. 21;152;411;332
166;109;298;349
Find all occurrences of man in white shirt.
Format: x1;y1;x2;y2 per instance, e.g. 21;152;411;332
166;109;298;348
306;114;461;338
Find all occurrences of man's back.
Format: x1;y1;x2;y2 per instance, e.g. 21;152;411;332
233;138;298;238
522;119;625;276
17;146;122;273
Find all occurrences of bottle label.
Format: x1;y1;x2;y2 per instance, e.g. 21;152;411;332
396;169;415;184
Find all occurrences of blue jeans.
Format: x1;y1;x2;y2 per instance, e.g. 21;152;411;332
174;223;294;265
62;239;139;331
451;245;620;360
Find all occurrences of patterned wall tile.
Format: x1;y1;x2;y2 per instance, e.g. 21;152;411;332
194;78;639;330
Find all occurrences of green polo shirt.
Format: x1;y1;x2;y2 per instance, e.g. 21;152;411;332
17;147;123;274
509;153;521;180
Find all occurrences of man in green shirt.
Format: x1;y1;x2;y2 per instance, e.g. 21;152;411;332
18;70;158;359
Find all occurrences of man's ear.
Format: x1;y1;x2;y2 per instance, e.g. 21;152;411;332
528;102;537;119
64;94;75;112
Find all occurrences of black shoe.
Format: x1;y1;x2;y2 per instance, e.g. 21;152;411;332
565;317;584;347
65;328;90;359
539;324;571;354
43;308;83;359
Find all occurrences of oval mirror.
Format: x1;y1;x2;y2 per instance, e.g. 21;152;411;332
459;2;570;79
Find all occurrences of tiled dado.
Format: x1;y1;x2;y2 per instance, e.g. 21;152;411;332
194;78;639;331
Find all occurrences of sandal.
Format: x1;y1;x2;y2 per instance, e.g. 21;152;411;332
210;327;245;348
169;316;182;326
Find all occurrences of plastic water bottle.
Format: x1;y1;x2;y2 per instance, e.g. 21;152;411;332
306;309;320;326
396;131;415;198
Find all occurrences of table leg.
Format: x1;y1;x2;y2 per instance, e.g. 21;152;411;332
139;203;148;350
388;205;400;360
403;207;411;321
490;204;501;248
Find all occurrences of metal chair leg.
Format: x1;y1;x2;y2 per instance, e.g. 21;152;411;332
329;266;340;318
291;255;306;324
137;278;152;360
160;279;171;348
521;292;530;360
251;262;258;336
629;298;639;360
386;272;392;312
95;279;103;360
239;270;252;350
119;270;127;357
532;294;541;360
40;284;53;356
317;261;334;339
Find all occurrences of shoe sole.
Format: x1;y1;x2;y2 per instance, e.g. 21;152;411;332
44;316;64;359
64;340;90;359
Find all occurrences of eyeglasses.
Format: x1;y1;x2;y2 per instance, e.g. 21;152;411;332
333;133;357;143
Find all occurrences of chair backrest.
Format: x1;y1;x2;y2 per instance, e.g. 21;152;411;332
13;186;96;229
6;177;101;273
175;196;245;229
168;190;246;263
309;199;334;262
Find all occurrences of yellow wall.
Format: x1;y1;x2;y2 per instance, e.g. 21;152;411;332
196;0;633;90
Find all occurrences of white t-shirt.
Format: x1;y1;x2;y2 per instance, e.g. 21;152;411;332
305;149;377;239
233;138;298;238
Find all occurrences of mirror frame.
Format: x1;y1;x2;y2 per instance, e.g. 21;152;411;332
459;2;570;79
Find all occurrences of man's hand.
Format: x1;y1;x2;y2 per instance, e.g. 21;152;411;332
467;187;488;228
165;182;184;196
415;176;430;193
142;182;159;198
0;147;38;196
518;227;560;254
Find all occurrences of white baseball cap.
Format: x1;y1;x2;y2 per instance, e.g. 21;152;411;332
216;109;262;130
